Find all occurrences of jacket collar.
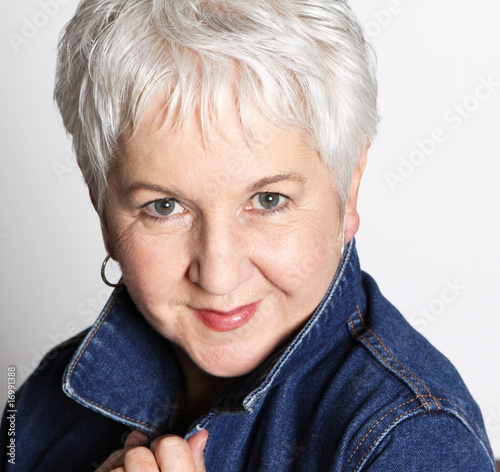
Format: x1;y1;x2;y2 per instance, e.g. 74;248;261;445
63;239;363;436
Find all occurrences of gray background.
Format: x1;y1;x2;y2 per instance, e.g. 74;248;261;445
1;0;499;459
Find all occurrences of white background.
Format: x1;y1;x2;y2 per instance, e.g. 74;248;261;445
1;0;499;460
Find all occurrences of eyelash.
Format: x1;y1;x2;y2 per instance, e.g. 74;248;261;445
261;204;288;216
141;192;290;224
251;192;290;216
141;198;185;225
149;215;175;226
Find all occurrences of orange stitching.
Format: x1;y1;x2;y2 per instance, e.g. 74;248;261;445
435;397;466;412
68;297;117;383
355;306;440;410
350;403;492;472
341;397;420;471
361;335;429;407
349;315;362;338
67;295;159;434
82;397;160;434
344;320;490;472
349;316;429;410
351;406;426;472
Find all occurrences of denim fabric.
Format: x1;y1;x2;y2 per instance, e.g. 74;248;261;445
1;239;495;471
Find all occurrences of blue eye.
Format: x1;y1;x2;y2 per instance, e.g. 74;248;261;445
259;193;281;209
145;198;185;217
252;192;287;210
155;199;176;215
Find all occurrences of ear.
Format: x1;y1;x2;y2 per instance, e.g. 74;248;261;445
88;187;114;257
344;146;368;245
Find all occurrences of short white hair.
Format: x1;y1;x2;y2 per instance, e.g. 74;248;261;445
54;0;379;213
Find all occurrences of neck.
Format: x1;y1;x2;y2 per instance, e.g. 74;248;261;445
173;346;243;432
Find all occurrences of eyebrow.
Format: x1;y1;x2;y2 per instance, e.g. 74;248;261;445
246;173;306;193
127;172;306;198
127;182;177;196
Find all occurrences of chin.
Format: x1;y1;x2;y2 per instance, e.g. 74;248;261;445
192;342;274;378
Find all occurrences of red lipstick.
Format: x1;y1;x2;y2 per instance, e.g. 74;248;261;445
194;301;260;332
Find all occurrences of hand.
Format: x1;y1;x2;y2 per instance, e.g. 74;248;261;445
95;428;208;472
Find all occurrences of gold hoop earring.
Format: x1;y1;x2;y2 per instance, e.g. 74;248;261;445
101;255;124;288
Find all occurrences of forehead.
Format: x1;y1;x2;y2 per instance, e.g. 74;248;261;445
119;89;322;186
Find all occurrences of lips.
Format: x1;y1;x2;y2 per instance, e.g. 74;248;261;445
193;301;261;332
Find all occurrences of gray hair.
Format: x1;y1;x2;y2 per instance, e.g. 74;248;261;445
54;0;379;214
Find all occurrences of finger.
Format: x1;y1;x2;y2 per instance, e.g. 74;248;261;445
151;435;197;472
123;446;159;471
94;430;151;472
94;449;126;472
124;429;150;448
187;429;209;472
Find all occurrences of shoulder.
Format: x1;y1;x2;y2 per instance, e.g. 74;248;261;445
364;412;495;471
1;330;129;472
337;388;494;471
337;271;495;471
340;410;496;472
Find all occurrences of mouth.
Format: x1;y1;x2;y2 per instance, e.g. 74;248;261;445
192;301;261;332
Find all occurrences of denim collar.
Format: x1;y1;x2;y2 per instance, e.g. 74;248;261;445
63;238;363;436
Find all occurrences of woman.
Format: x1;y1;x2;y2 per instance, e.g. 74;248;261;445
1;0;495;470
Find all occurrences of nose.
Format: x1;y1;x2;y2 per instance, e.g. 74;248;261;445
188;217;254;296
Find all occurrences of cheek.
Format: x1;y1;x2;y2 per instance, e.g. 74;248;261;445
254;211;342;297
110;222;190;305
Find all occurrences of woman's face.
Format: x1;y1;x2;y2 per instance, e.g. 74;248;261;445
105;94;355;378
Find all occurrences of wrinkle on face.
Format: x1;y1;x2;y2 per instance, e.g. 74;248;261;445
102;88;354;379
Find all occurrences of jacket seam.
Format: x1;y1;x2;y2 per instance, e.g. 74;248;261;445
341;396;421;471
351;405;426;472
349;314;432;410
66;295;160;435
198;414;218;463
349;405;494;472
434;397;491;448
434;399;493;459
356;306;440;410
348;308;493;469
208;416;218;437
351;306;440;411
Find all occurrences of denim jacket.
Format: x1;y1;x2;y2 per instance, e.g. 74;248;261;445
1;239;495;471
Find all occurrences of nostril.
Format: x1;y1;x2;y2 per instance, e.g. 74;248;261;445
187;222;254;295
188;253;254;296
187;260;201;285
